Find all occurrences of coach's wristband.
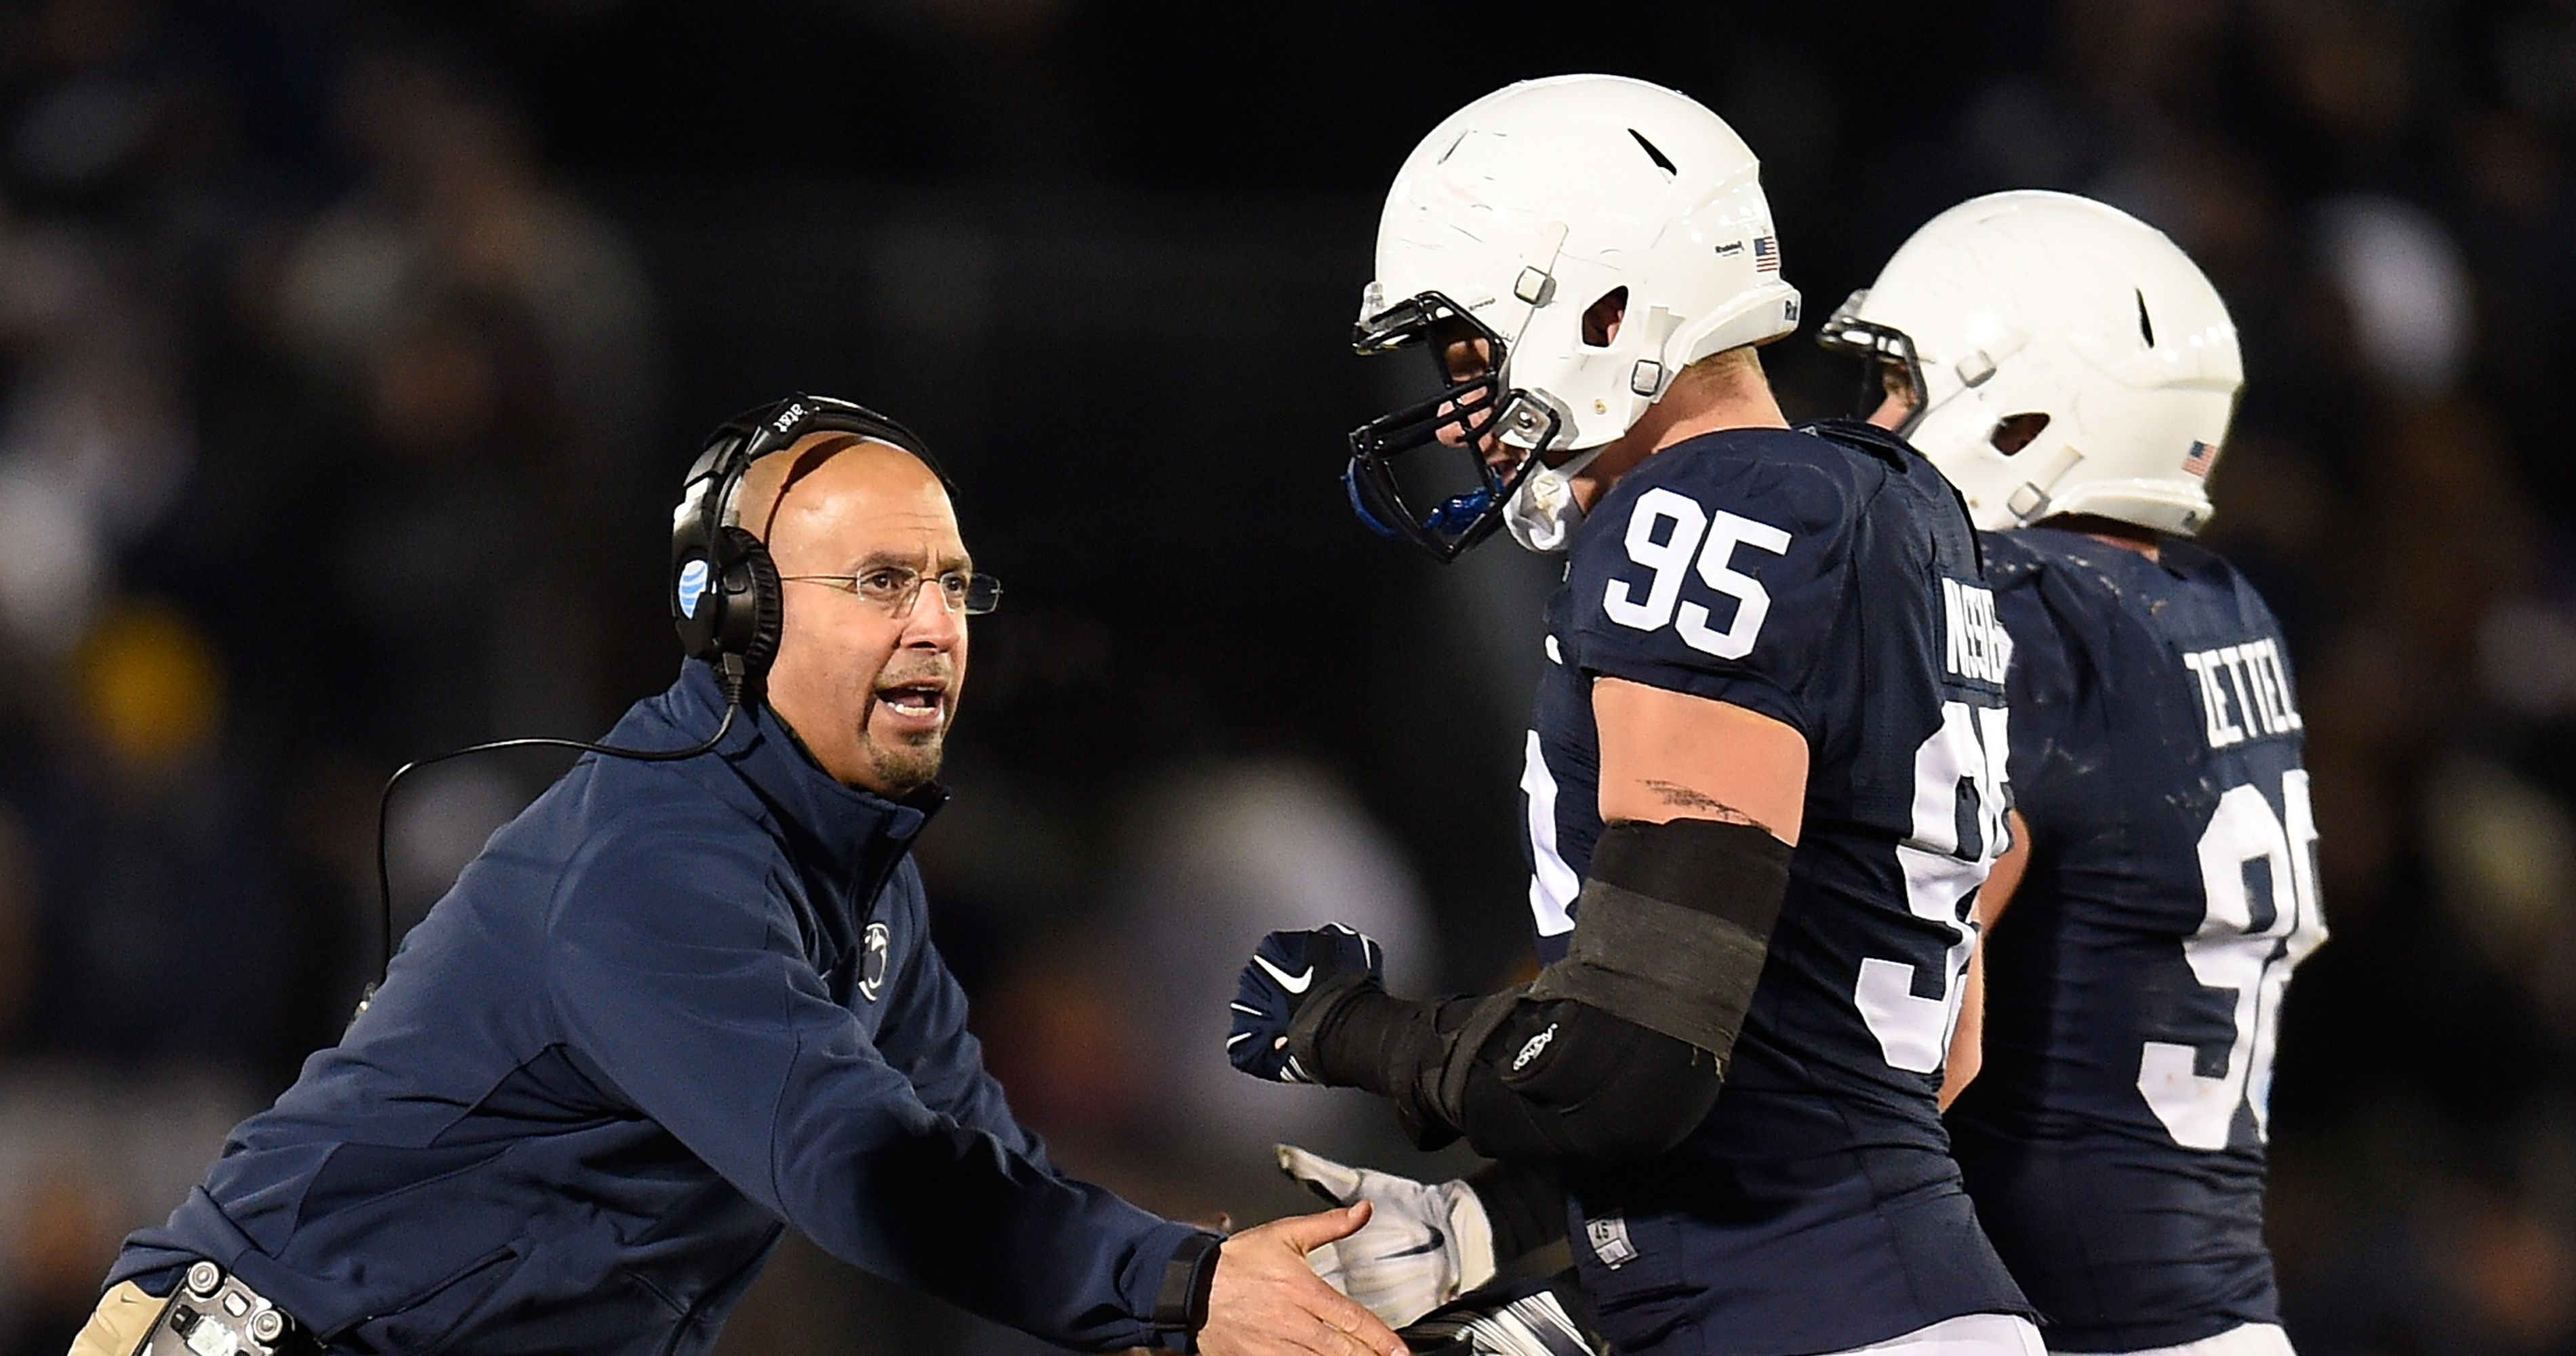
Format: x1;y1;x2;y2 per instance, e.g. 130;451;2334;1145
1152;1230;1224;1351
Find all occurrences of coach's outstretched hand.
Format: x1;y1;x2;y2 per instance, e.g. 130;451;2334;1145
1276;1145;1494;1328
1228;923;1385;1083
1201;1203;1409;1356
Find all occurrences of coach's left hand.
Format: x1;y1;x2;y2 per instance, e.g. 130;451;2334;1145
1199;1202;1409;1356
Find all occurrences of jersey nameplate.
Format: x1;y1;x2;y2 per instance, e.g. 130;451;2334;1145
1939;578;2009;687
2180;640;2301;749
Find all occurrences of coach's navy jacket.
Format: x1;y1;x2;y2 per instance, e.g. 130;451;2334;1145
113;660;1206;1355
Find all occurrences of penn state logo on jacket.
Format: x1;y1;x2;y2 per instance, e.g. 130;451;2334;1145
859;921;891;1002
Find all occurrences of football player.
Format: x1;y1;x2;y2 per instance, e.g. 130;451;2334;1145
1226;76;2040;1356
1826;191;2325;1355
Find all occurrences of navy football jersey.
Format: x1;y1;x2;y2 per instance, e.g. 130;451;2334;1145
1521;421;2032;1355
1945;528;2327;1353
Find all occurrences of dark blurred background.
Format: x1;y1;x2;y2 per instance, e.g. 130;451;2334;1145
1;1;2573;1352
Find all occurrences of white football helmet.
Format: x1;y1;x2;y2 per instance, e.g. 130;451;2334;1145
1819;191;2242;536
1345;74;1801;560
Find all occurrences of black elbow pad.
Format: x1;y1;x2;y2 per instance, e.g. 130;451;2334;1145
1453;997;1722;1161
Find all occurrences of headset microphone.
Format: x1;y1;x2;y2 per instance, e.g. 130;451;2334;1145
359;395;948;1018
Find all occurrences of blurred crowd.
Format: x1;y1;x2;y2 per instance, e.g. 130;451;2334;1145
0;3;668;1349
0;1;2572;1354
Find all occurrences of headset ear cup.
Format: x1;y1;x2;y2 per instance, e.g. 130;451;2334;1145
719;525;784;683
672;534;720;662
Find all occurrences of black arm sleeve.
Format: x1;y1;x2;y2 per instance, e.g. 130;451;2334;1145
1464;1159;1567;1264
1292;818;1791;1163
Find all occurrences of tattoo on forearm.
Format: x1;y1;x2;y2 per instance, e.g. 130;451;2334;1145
1641;780;1767;829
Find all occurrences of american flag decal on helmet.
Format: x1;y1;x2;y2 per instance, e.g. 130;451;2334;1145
2183;440;2219;477
1752;236;1780;272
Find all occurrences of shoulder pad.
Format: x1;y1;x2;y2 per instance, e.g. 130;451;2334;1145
1979;530;2047;589
1593;433;1864;552
2151;536;2230;582
1793;418;1916;472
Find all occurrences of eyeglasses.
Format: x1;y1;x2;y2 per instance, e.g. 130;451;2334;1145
780;566;1002;616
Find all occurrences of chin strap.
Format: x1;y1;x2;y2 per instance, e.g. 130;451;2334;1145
1502;445;1606;555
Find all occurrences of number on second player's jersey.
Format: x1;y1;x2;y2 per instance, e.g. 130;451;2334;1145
1603;488;1792;660
1857;698;2012;1073
2139;769;2328;1149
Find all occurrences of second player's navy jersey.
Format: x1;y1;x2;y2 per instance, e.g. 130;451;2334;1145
1521;421;2031;1355
1946;529;2327;1353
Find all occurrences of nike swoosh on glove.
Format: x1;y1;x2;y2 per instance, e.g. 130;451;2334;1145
1228;923;1384;1083
1277;1144;1497;1328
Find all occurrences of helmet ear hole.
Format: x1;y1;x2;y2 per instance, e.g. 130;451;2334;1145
1990;412;2051;456
1583;287;1630;348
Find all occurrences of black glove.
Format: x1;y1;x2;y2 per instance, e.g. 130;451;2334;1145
1228;923;1385;1083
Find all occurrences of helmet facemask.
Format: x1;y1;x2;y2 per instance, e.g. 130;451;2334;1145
1817;289;1930;435
1344;291;1569;562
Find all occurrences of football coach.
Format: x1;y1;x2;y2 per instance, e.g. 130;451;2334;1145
69;397;1405;1356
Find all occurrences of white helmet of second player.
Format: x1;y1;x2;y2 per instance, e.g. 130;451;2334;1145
1344;74;1801;559
1822;191;2242;536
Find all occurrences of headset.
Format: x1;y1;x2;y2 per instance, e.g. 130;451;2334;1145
669;394;949;692
362;395;948;1008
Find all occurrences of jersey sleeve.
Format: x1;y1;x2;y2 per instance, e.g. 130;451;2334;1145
868;862;1050;1165
1565;451;1861;742
544;814;1195;1353
1994;561;2095;845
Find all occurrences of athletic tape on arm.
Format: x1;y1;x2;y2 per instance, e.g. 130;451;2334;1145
1525;818;1791;1058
